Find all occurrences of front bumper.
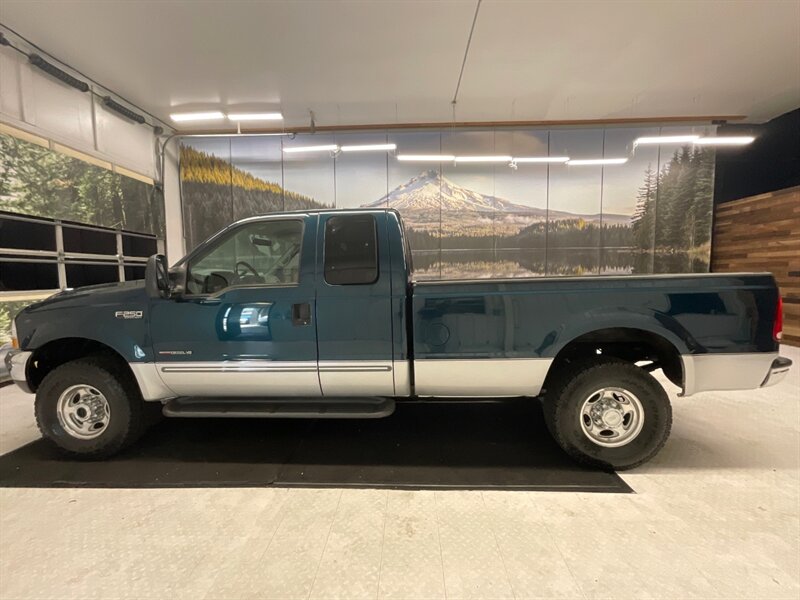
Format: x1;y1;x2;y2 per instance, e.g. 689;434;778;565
761;356;793;388
4;350;33;394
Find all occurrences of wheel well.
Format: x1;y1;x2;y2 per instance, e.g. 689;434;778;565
27;338;135;392
546;328;683;389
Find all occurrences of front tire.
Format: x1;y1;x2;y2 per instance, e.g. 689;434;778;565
543;358;672;470
35;358;145;459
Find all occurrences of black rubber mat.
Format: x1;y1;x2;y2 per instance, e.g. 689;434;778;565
0;400;632;492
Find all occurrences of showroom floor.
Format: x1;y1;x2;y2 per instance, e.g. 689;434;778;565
0;346;798;600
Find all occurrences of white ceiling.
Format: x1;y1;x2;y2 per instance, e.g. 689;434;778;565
1;0;798;131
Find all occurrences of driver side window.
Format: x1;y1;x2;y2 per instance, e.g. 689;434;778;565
186;219;303;295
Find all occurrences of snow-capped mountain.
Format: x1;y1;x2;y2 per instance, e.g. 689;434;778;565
365;169;537;213
363;170;629;224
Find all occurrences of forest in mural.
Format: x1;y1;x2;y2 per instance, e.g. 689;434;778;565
181;145;329;247
632;148;714;256
0;132;165;340
179;127;715;279
0;133;164;236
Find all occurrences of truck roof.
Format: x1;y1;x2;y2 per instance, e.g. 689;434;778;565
232;206;399;223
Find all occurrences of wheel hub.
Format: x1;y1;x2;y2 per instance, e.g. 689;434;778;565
580;387;645;448
56;385;111;440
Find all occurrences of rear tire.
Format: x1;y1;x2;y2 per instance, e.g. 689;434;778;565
543;358;672;470
35;357;145;459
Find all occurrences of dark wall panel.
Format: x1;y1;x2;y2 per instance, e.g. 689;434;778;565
715;108;800;204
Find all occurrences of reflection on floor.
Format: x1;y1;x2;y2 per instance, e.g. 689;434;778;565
1;345;798;599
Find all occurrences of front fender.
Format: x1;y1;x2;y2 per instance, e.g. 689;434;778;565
19;305;150;363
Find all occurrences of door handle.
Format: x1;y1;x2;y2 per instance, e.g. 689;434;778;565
292;302;311;326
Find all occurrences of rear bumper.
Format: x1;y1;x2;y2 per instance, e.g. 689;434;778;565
4;350;33;394
761;357;793;388
681;352;793;396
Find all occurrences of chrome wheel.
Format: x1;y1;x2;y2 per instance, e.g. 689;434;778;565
56;384;111;440
579;387;644;448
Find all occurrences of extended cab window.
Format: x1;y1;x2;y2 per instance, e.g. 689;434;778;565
186;220;303;294
324;215;378;285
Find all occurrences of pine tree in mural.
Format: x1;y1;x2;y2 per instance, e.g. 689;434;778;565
632;146;714;264
691;148;715;249
631;165;657;250
0;134;164;235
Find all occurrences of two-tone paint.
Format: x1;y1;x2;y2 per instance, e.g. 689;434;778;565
7;209;790;403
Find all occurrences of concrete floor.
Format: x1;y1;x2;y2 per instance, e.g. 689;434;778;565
0;346;798;600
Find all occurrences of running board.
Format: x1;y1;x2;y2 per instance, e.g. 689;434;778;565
162;397;395;419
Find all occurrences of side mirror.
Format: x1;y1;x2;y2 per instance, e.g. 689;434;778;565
145;254;171;299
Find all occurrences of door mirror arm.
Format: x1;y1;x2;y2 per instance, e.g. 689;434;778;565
145;254;172;299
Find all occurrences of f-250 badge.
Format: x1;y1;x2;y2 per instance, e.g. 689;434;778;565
115;310;143;319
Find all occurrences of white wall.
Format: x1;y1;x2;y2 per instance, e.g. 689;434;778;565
162;138;185;264
0;38;158;179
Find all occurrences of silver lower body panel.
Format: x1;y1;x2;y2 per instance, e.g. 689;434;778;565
413;358;553;397
154;360;321;397
318;361;395;396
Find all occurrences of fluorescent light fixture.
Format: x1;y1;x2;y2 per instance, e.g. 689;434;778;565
227;112;283;121
282;144;339;153
170;111;225;122
454;155;513;163
693;136;755;145
396;154;455;162
512;156;570;163
634;135;699;145
567;158;628;166
339;143;397;152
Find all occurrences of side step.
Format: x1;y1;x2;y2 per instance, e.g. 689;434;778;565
162;397;395;419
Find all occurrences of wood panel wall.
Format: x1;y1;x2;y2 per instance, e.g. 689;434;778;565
712;186;800;346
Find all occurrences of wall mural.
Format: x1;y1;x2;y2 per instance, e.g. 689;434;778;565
0;133;164;237
180;126;715;279
0;132;165;340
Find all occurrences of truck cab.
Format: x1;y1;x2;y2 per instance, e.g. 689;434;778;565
148;210;411;399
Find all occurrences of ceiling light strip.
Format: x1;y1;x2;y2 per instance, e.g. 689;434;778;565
396;155;456;162
170;111;226;122
693;136;754;145
634;135;700;145
282;144;339;153
454;155;512;163
512;156;570;163
567;158;628;166
339;143;397;152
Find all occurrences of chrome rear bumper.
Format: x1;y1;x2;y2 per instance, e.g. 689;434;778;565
761;357;793;388
4;350;33;394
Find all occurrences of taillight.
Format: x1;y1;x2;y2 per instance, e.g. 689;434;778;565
773;295;783;342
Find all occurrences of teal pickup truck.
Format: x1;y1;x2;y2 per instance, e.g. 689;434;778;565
6;209;791;469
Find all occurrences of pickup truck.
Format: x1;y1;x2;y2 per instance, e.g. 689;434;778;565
6;209;792;469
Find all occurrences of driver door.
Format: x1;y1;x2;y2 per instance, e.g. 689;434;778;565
149;216;321;397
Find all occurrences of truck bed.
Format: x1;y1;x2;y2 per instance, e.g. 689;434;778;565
410;272;780;396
